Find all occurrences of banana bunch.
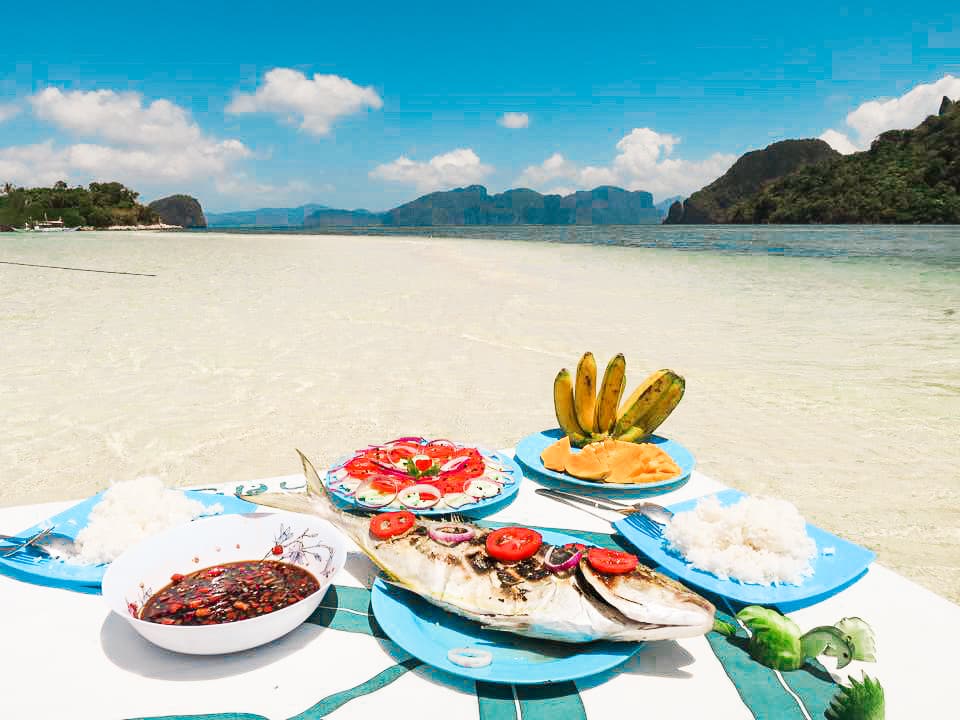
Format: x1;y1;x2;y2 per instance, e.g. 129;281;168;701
553;353;685;447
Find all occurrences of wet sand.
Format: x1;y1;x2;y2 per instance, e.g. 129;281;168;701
1;231;958;600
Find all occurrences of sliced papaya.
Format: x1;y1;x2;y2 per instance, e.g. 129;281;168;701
540;435;572;472
564;446;609;480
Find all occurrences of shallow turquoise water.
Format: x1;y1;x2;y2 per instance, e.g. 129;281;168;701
209;224;960;266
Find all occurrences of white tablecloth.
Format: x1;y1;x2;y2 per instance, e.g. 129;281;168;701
1;464;955;719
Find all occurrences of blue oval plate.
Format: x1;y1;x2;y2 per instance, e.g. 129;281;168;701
514;428;693;499
370;528;641;684
0;490;255;593
615;489;876;609
325;447;522;518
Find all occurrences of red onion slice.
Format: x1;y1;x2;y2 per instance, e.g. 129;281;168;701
398;484;442;509
426;439;458;449
439;455;470;473
368;458;413;477
544;544;583;573
427;523;476;545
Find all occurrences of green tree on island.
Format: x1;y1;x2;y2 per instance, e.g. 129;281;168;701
0;181;160;228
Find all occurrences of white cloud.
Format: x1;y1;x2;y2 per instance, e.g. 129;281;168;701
498;112;529;129
516;153;577;187
30;88;204;147
370;148;493;192
0;142;69;187
0;103;20;123
227;68;382;136
818;129;859;155
516;128;735;199
820;74;960;154
0;139;250;189
0;88;251;199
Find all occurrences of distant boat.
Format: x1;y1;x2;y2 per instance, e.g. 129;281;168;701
19;215;80;232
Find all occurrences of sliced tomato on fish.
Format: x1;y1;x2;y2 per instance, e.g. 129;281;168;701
369;511;416;539
486;527;542;562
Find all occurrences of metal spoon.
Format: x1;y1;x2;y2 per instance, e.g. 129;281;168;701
627;501;674;525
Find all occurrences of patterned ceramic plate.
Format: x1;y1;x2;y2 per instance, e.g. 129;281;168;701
325;438;522;517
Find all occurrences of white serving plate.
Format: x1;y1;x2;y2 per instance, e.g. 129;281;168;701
101;512;346;655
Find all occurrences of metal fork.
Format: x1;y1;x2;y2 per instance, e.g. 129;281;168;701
0;527;59;558
534;488;674;522
623;512;666;541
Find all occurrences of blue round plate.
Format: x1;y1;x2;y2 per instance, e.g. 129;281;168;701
370;528;641;684
514;428;694;499
0;491;256;592
325;447;522;517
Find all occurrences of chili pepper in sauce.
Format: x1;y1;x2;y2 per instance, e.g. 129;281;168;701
139;560;320;626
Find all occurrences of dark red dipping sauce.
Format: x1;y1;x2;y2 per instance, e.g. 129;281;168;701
140;560;320;626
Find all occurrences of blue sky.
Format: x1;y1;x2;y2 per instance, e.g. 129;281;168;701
1;1;958;211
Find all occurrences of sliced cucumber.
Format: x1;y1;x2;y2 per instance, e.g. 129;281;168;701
465;478;502;499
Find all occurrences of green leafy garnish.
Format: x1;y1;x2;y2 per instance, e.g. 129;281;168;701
736;606;805;670
825;617;877;663
712;618;736;637
734;606;872;672
825;674;884;720
404;458;440;478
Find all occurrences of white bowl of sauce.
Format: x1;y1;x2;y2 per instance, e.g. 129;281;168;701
102;512;346;654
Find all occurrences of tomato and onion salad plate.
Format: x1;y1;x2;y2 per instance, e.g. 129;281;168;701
369;525;644;684
324;438;522;515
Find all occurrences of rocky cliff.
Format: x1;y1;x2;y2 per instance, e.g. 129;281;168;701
148;194;206;228
664;139;840;224
727;96;960;223
381;185;659;226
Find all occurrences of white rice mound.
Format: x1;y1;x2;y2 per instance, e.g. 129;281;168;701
70;476;221;565
663;495;817;586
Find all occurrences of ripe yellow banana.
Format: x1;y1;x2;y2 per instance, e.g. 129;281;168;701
633;375;685;436
553;368;590;446
612;369;684;439
574;352;598;433
593;353;627;434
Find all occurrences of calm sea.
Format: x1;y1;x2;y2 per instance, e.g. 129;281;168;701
206;224;960;267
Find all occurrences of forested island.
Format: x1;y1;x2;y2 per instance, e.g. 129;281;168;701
668;94;960;224
0;183;207;230
0;182;161;229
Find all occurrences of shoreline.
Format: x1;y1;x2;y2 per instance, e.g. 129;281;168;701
80;223;184;231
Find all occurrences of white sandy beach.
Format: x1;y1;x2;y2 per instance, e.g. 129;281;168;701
1;230;958;601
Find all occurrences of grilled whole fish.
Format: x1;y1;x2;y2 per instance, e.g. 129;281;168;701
246;450;715;643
